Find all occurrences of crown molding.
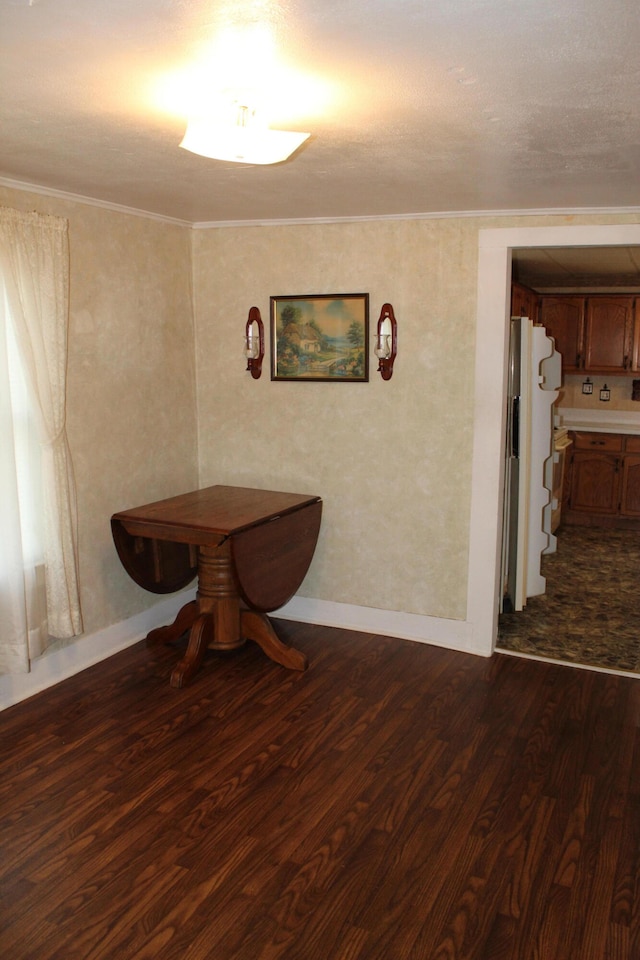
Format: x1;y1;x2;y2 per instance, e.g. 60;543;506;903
192;206;640;229
0;176;192;227
1;176;639;229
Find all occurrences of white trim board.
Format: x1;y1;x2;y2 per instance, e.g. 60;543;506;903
0;176;192;226
496;646;640;681
1;176;639;228
277;596;477;654
0;593;475;712
0;590;195;711
192;207;640;229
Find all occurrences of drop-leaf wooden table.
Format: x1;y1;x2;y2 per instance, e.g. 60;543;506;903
111;485;322;688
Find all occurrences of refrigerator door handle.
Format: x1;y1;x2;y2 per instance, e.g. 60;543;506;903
511;396;520;459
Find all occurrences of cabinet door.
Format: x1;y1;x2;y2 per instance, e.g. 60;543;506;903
569;451;620;515
511;282;538;322
620;455;640;516
633;299;640;372
539;297;585;372
584;297;633;373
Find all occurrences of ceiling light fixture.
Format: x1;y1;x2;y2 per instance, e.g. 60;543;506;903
180;101;310;165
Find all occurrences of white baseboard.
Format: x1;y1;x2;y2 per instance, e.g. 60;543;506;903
0;592;483;712
0;590;196;711
277;596;483;655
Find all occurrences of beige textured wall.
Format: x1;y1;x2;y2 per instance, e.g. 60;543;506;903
0;186;198;638
3;184;637;649
193;218;479;620
193;212;640;623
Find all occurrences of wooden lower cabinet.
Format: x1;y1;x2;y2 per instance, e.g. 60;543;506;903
567;431;640;524
570;451;620;515
621;455;640;516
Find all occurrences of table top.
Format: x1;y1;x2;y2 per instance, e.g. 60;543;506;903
112;485;321;543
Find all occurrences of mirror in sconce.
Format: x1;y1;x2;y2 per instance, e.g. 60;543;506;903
245;306;264;379
374;303;397;380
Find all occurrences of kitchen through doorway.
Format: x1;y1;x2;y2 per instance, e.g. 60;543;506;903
466;223;640;667
496;243;640;674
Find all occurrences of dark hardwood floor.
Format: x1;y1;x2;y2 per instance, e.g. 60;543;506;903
1;621;639;959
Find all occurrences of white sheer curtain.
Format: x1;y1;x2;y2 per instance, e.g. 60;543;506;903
0;207;83;674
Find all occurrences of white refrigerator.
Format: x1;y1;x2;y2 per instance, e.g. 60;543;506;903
501;317;561;612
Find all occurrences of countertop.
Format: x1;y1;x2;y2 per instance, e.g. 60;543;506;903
557;407;640;435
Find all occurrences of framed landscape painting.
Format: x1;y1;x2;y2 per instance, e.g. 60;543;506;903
270;293;369;381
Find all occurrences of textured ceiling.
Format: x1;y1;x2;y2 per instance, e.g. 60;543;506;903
512;246;640;289
1;0;639;226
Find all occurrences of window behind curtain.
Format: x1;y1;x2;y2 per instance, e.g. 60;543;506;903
7;299;44;560
0;282;47;656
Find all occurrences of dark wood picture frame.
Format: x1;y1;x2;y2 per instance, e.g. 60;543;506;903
270;293;369;381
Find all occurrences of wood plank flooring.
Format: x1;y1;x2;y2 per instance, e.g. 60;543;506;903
1;621;639;959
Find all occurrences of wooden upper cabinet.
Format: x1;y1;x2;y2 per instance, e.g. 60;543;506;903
538;294;639;375
511;282;539;322
584;296;634;373
538;296;585;372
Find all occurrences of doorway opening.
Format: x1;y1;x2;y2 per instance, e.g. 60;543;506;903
501;245;640;672
466;223;640;670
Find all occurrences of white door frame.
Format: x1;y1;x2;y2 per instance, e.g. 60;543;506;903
466;222;640;655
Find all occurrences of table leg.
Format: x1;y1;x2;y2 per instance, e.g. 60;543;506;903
170;541;245;687
241;610;308;671
146;599;198;646
147;541;308;686
197;542;243;651
171;613;212;688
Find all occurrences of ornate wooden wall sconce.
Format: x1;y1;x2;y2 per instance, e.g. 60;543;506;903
245;306;264;379
374;302;397;380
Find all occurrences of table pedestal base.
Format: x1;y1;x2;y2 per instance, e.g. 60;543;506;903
146;541;308;688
